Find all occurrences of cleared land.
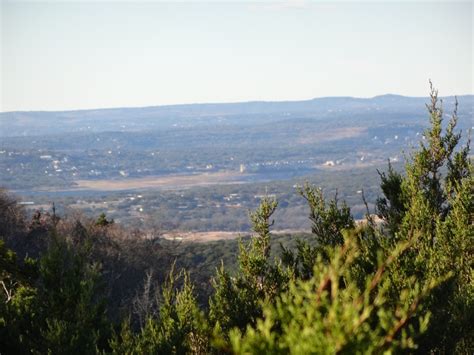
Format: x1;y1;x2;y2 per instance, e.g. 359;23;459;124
161;229;307;243
73;171;250;191
297;127;366;144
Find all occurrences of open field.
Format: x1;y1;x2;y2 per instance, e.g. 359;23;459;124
161;229;307;243
73;171;250;191
297;127;366;144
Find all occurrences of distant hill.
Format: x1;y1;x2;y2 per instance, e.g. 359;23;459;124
1;94;472;194
1;94;472;137
1;93;472;230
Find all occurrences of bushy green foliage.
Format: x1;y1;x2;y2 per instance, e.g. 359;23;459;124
96;212;114;227
370;83;473;353
376;161;405;235
0;239;38;354
0;232;109;354
209;197;290;340
110;267;208;354
230;233;440;354
281;185;354;279
37;232;109;353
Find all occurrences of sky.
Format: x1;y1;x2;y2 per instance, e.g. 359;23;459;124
1;1;473;112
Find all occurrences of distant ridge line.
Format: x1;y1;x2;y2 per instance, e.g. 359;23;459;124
2;94;473;115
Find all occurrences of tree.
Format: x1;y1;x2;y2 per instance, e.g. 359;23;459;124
209;197;290;343
110;267;208;354
96;212;114;227
0;231;110;354
372;83;473;353
36;232;109;354
230;233;441;354
281;185;354;279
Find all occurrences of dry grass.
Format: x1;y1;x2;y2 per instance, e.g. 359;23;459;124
73;171;248;191
298;127;366;144
161;229;306;243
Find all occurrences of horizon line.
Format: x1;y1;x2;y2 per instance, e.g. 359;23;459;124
2;92;473;114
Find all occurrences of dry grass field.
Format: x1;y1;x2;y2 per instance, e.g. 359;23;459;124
161;229;307;243
73;171;250;191
297;126;366;144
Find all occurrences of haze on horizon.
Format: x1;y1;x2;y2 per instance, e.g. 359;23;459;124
1;0;473;112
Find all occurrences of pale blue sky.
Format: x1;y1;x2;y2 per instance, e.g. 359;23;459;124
1;1;472;111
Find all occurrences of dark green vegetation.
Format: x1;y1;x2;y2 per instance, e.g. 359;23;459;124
1;87;473;353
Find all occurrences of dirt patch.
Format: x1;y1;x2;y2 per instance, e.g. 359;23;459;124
162;231;246;242
298;127;366;144
74;171;249;191
161;229;307;243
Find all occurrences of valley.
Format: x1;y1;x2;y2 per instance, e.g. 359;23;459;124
2;94;472;235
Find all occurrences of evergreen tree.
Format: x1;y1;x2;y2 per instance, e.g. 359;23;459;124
373;83;473;353
110;267;208;354
281;185;354;279
209;197;290;343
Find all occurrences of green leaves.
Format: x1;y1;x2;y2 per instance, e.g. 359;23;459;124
374;84;473;353
0;232;109;354
210;196;290;341
110;267;209;355
281;185;355;280
231;236;440;354
299;184;354;248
